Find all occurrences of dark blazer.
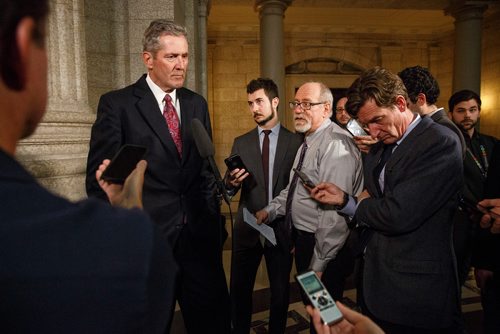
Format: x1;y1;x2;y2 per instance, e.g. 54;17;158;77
229;126;302;252
356;116;463;329
0;150;176;333
86;74;220;246
430;108;466;158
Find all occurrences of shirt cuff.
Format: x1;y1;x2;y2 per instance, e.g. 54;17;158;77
338;195;357;217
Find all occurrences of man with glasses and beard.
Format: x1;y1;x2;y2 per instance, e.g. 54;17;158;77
225;78;302;334
256;81;363;333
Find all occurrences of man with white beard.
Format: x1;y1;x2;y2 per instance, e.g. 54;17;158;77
256;82;363;333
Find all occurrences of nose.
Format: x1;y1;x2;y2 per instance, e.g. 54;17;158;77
368;124;379;138
293;105;304;114
175;56;186;69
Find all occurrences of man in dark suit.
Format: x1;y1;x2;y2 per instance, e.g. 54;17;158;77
398;65;473;287
311;67;463;333
0;1;176;332
85;20;230;333
225;78;302;334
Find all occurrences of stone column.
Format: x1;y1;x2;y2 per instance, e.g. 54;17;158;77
447;2;488;93
198;0;211;99
16;0;95;201
255;0;292;120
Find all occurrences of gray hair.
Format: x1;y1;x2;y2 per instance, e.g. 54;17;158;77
142;19;188;53
318;82;334;118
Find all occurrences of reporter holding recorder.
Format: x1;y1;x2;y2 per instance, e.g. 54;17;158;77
306;303;384;334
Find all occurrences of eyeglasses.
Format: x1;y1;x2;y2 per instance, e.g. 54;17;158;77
335;108;347;114
289;101;326;110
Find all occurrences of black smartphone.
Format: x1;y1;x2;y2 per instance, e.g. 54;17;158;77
293;168;315;188
346;119;368;137
224;154;247;171
100;144;147;184
459;196;489;215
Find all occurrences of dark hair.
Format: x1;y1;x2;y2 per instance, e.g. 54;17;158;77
0;0;48;90
335;96;348;110
246;78;279;100
345;67;408;117
398;65;440;105
143;19;187;54
448;89;481;112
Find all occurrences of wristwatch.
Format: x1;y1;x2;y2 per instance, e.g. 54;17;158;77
334;191;349;210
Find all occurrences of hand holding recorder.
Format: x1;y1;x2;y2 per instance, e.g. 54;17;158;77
306;302;384;334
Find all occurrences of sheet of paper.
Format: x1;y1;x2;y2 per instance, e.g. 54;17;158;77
243;208;277;246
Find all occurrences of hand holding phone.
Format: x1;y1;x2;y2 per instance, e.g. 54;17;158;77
459;196;490;216
224;154;247;172
295;270;343;325
100;144;147;184
293;168;315;188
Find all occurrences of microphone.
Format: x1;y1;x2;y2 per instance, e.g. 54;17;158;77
191;118;230;205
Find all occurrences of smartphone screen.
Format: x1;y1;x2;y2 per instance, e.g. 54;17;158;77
100;144;147;184
346;119;367;137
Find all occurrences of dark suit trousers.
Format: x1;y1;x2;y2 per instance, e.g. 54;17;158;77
230;240;293;334
173;225;231;334
294;228;349;334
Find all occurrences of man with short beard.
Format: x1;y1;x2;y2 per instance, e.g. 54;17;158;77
256;82;363;333
449;90;497;204
449;89;498;332
225;78;302;334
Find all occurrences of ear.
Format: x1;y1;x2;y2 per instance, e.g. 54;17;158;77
417;93;427;106
395;95;406;112
272;96;279;109
322;102;331;117
12;17;36;90
142;51;153;70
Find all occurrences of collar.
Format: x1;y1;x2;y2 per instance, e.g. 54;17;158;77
258;122;281;136
397;113;421;145
427;107;444;118
305;118;332;142
146;74;177;107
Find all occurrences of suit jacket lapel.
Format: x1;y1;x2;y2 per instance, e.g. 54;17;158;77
178;88;193;163
134;77;181;165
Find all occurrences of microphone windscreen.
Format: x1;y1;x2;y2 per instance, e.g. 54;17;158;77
191;118;215;158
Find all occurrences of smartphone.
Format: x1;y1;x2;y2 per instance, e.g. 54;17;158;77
458;196;500;219
346;119;368;137
224;154;247;172
293;168;315;188
100;144;147;184
459;196;488;215
295;270;343;325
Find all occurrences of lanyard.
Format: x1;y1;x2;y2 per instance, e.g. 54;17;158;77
466;144;488;179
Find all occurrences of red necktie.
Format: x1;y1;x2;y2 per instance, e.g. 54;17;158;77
163;94;182;156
